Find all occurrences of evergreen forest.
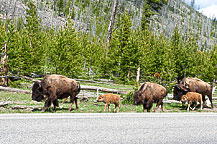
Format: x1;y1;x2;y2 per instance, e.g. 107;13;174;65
0;0;217;92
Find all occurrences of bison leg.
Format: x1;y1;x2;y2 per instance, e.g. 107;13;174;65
161;102;164;112
114;105;117;113
187;101;192;111
69;96;75;112
117;104;120;113
207;95;213;109
115;104;120;113
146;101;153;112
154;99;164;112
147;107;151;112
68;97;74;111
42;99;52;112
192;105;196;111
68;94;79;112
202;95;207;107
143;101;147;112
187;103;190;111
182;102;186;109
74;97;78;109
104;104;108;112
53;99;58;112
62;97;68;104
143;100;151;112
108;104;111;112
143;104;146;112
200;101;203;110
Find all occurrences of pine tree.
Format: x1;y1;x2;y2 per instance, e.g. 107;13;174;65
22;1;45;75
5;23;21;75
170;25;184;83
47;19;81;77
109;12;139;82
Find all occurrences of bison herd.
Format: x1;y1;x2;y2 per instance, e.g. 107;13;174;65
32;75;214;112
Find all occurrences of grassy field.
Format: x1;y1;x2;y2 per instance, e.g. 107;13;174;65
0;90;216;113
1;79;217;113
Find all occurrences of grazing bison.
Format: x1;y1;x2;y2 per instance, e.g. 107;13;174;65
173;77;213;108
97;93;120;112
181;92;203;111
133;82;167;112
32;74;80;112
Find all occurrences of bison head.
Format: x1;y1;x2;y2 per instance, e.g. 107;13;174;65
173;84;188;101
32;82;44;102
181;95;187;103
97;95;104;102
133;90;143;105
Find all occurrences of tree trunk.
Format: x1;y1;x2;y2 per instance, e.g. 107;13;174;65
136;66;140;83
0;86;32;94
0;41;8;87
106;0;118;54
80;85;128;95
0;85;128;95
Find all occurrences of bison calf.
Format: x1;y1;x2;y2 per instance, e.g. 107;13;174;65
181;92;203;111
97;93;120;112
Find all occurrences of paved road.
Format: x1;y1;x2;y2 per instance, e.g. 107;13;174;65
0;113;217;144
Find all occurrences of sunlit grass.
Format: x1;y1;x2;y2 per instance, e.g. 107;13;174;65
0;91;216;113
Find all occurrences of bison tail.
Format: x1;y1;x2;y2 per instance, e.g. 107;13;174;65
77;82;81;94
165;89;168;98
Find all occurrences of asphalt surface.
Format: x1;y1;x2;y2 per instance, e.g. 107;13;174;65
0;113;217;144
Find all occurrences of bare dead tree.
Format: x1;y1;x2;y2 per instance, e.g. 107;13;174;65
0;41;8;87
106;0;118;54
136;66;140;83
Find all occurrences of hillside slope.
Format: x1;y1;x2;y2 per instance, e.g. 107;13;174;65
0;0;216;49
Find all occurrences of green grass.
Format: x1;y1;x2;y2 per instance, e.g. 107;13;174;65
0;91;216;113
79;81;134;91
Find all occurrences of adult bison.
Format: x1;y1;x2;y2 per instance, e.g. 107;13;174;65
173;77;213;108
32;74;80;112
133;82;167;112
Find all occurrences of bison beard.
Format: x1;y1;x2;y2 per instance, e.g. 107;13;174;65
32;82;44;102
32;74;80;112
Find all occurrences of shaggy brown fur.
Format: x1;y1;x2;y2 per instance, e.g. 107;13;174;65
133;82;167;112
97;93;120;112
173;77;213;108
181;92;203;111
32;74;80;112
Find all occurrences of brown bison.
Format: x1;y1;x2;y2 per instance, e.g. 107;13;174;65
181;92;203;111
97;93;120;112
173;77;213;108
32;74;80;112
133;82;167;112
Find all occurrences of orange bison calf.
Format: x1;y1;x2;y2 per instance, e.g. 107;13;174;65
181;92;203;111
97;93;120;112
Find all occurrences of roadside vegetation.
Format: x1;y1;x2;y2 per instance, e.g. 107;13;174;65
0;81;216;113
0;1;217;113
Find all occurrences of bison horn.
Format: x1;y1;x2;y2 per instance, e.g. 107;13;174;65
179;84;188;92
175;84;181;90
39;82;42;88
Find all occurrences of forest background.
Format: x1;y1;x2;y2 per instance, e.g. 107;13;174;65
0;0;217;93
